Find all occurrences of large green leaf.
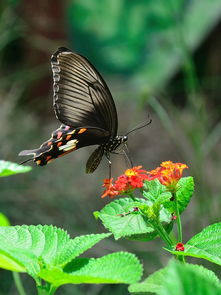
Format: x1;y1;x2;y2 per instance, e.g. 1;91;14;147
96;198;172;240
0;160;31;177
159;261;221;295
129;267;167;294
167;223;221;265
0;225;110;278
40;252;143;286
129;261;220;294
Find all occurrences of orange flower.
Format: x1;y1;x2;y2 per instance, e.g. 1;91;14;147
147;161;188;192
101;178;119;198
101;166;148;198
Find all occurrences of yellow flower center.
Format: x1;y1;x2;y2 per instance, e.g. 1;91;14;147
125;169;137;176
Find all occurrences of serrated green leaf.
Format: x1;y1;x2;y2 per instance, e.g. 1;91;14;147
143;179;171;203
164;177;194;214
55;233;111;266
0;213;10;226
129;266;167;294
159;260;221;295
0;225;110;279
129;261;220;294
97;198;172;240
166;223;221;265
40;252;143;287
0;160;31;177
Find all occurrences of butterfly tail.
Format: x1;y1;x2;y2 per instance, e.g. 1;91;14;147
19;149;38;157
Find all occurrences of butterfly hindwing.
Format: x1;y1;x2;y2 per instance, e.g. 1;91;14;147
19;125;110;166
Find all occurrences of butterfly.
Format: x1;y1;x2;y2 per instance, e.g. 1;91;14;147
19;47;133;173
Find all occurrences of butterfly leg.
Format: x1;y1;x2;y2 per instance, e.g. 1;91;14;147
104;152;112;178
123;144;133;167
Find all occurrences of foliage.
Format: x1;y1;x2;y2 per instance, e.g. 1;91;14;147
0;160;31;177
0;225;142;293
68;0;221;92
129;260;221;294
95;162;220;294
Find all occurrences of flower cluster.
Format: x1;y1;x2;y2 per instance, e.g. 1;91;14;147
146;161;188;192
101;166;148;198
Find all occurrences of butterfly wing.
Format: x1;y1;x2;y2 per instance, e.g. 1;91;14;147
19;47;118;172
51;47;118;137
19;125;110;166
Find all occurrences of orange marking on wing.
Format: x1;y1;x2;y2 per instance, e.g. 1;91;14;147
36;160;41;165
47;141;52;146
57;142;63;147
57;148;76;158
66;134;72;140
46;156;52;161
78;128;87;134
57;131;63;139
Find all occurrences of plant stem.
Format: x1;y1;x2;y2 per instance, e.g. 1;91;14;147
37;283;57;295
154;222;173;248
12;272;26;295
173;192;182;243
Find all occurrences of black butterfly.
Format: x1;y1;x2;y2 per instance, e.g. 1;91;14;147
19;47;131;173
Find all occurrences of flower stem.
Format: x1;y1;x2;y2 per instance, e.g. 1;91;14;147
12;272;26;295
154;222;173;248
173;191;182;242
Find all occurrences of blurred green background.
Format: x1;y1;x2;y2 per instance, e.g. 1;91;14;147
1;0;221;294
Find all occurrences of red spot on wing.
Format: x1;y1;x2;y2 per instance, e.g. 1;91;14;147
78;128;87;134
47;141;52;146
57;142;63;147
57;131;63;139
46;155;52;161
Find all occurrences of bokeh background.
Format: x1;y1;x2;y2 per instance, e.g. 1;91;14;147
1;0;221;294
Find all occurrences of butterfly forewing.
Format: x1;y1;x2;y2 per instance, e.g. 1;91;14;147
51;47;118;136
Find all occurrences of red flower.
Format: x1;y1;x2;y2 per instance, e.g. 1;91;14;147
147;161;188;192
101;166;148;198
101;178;119;198
175;242;185;251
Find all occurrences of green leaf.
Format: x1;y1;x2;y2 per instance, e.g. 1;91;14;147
97;198;172;240
129;267;167;294
159;261;221;295
0;213;10;226
164;177;194;214
129;261;220;294
0;160;31;177
143;179;171;203
167;223;221;265
40;252;143;286
0;225;110;278
54;233;112;267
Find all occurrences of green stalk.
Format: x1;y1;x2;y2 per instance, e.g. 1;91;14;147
12;272;26;295
153;221;173;248
173;191;182;243
37;283;57;295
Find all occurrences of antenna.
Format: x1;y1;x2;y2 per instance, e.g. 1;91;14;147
126;115;152;136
